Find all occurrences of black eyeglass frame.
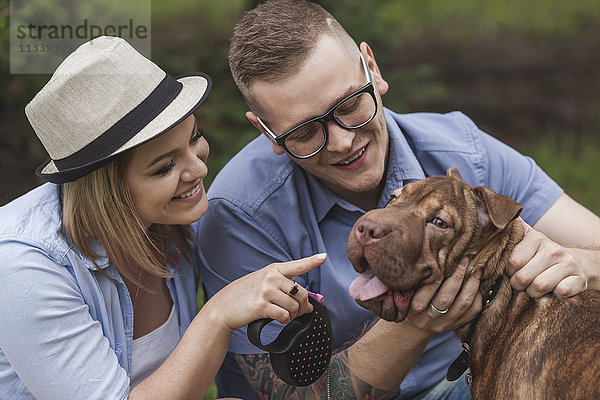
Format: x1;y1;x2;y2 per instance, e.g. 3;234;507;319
256;54;378;159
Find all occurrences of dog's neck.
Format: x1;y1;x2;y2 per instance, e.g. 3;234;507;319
451;219;526;378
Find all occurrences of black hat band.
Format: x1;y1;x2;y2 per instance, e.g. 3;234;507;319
53;74;182;172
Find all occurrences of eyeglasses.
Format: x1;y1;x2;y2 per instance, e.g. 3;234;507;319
256;54;378;159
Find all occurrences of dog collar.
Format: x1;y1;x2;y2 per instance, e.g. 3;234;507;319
446;274;504;382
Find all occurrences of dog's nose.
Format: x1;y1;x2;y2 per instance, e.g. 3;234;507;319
354;219;388;245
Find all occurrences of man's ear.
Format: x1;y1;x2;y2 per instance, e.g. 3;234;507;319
359;42;389;96
246;111;285;155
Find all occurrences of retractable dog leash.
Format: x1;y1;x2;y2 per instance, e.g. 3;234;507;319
247;294;333;386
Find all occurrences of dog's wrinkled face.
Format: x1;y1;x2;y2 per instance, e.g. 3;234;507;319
347;168;522;322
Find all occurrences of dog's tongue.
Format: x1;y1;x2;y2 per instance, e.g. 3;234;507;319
349;269;390;301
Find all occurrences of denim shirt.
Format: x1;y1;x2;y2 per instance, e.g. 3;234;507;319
0;183;200;400
195;109;563;399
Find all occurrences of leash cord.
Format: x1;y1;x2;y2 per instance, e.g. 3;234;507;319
326;364;331;400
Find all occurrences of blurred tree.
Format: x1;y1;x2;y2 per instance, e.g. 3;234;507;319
1;0;599;213
0;0;49;204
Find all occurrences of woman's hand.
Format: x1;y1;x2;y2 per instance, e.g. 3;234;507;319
207;253;327;333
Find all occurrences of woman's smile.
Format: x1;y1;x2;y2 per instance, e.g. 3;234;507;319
172;182;203;200
125;115;210;227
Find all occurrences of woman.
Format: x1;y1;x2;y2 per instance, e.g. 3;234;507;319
0;36;325;399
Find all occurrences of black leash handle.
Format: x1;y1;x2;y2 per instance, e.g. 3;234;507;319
247;296;333;386
247;301;315;353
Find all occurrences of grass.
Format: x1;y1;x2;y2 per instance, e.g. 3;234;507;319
521;133;600;216
204;383;217;400
196;286;218;400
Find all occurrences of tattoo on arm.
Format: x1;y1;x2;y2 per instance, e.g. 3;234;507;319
235;350;392;400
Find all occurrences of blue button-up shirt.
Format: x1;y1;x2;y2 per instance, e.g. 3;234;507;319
195;109;563;399
0;183;200;399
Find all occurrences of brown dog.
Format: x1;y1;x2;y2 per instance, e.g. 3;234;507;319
347;167;600;399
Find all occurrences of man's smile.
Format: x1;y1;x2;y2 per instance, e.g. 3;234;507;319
332;144;369;170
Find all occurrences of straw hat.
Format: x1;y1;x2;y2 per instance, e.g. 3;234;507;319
25;36;211;183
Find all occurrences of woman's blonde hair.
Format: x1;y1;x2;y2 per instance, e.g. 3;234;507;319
61;154;193;286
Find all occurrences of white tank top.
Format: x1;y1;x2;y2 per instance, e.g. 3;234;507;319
130;304;180;388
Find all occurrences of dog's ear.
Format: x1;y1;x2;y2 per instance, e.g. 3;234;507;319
475;187;523;230
446;167;463;181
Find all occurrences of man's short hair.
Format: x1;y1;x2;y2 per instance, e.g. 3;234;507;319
228;0;358;112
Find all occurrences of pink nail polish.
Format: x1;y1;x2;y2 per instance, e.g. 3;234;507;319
308;291;324;303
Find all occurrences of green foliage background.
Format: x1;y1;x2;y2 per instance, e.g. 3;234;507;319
2;0;599;214
1;1;599;398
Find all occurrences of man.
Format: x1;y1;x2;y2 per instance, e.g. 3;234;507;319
195;1;600;399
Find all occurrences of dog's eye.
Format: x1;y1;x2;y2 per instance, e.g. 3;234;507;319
386;194;398;206
432;217;449;229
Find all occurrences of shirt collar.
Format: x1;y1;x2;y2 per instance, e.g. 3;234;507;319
304;170;348;222
81;238;181;275
83;239;111;271
377;108;425;208
304;107;426;221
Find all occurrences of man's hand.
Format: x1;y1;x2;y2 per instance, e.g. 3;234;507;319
507;221;588;298
407;258;482;333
